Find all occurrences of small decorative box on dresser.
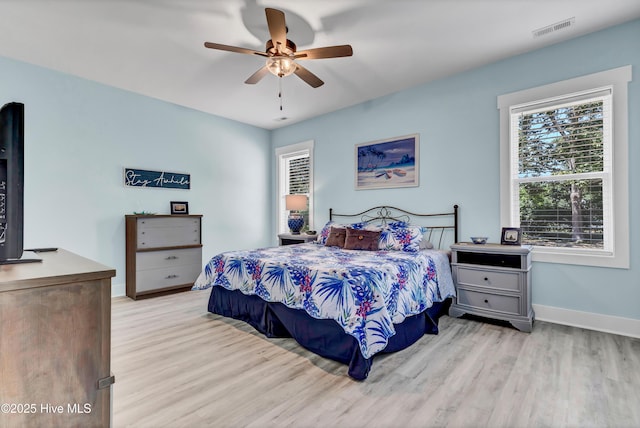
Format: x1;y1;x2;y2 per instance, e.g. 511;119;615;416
126;214;202;299
278;233;318;246
449;243;534;332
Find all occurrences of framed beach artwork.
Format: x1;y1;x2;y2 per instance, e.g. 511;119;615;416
355;134;419;190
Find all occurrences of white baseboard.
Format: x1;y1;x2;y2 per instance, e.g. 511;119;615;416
533;304;640;339
106;289;639;338
112;282;126;298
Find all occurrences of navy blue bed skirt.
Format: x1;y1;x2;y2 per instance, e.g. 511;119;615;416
207;287;451;380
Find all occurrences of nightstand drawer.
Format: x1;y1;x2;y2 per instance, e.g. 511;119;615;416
456;288;521;316
456;250;522;269
456;267;521;292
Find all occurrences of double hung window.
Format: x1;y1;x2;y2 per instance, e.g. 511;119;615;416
498;66;631;268
276;141;313;234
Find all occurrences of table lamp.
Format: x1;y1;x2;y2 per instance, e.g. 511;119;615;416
285;194;307;234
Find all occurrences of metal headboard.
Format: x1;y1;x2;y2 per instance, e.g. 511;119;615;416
329;205;459;250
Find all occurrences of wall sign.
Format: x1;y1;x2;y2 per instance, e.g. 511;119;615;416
124;168;190;190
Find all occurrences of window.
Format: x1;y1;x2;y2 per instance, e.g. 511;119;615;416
498;66;631;268
276;140;313;234
513;90;611;250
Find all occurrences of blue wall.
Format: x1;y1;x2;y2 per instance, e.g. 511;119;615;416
272;20;640;321
1;19;637;322
0;56;272;292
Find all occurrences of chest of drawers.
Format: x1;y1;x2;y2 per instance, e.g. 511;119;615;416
125;214;202;299
449;243;534;332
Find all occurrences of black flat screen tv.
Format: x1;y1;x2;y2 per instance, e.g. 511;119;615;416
0;102;24;261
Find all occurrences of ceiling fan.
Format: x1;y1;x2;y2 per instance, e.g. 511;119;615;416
204;7;353;88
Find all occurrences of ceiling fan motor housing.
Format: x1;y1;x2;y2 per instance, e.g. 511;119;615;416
265;39;297;56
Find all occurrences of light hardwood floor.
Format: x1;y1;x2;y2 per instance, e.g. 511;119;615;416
112;290;640;428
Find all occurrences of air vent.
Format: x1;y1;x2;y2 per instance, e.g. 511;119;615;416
533;17;575;38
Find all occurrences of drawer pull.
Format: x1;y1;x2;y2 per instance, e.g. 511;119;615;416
97;374;115;390
165;274;179;279
165;256;178;260
484;277;489;281
484;299;489;303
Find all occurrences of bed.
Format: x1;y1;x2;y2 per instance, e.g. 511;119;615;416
193;205;459;380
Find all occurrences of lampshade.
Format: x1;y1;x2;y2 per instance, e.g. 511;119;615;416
266;56;297;78
285;194;307;211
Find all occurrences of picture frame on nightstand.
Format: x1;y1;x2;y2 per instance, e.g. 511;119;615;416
501;227;521;245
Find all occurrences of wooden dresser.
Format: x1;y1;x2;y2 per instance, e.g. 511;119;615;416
0;249;115;427
125;214;202;299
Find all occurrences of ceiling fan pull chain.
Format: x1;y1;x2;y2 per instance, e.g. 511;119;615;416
279;77;284;111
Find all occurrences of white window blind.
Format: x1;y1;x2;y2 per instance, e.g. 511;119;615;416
509;89;612;251
288;155;310;194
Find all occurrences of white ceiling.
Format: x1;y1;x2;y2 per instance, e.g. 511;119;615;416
1;1;639;130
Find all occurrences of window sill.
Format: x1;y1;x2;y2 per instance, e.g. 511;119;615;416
531;246;629;269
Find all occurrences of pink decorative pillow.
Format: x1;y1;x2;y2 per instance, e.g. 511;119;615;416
325;227;347;247
344;228;381;251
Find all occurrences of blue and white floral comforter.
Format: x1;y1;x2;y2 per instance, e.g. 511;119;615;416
193;243;455;359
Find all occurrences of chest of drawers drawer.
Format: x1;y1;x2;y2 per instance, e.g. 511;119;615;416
136;247;202;270
135;262;203;293
137;217;201;249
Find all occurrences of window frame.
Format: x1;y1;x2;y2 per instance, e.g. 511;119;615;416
498;66;631;268
275;140;314;235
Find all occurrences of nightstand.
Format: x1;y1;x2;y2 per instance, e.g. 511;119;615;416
449;243;534;332
278;233;317;246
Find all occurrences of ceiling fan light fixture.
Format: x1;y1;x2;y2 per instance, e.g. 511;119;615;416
266;56;296;77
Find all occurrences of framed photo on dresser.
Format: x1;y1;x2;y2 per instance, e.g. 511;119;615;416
170;201;189;215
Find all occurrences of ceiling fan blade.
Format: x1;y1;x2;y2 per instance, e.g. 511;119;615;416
294;64;324;88
265;8;287;53
245;66;270;85
295;45;353;60
204;42;267;57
